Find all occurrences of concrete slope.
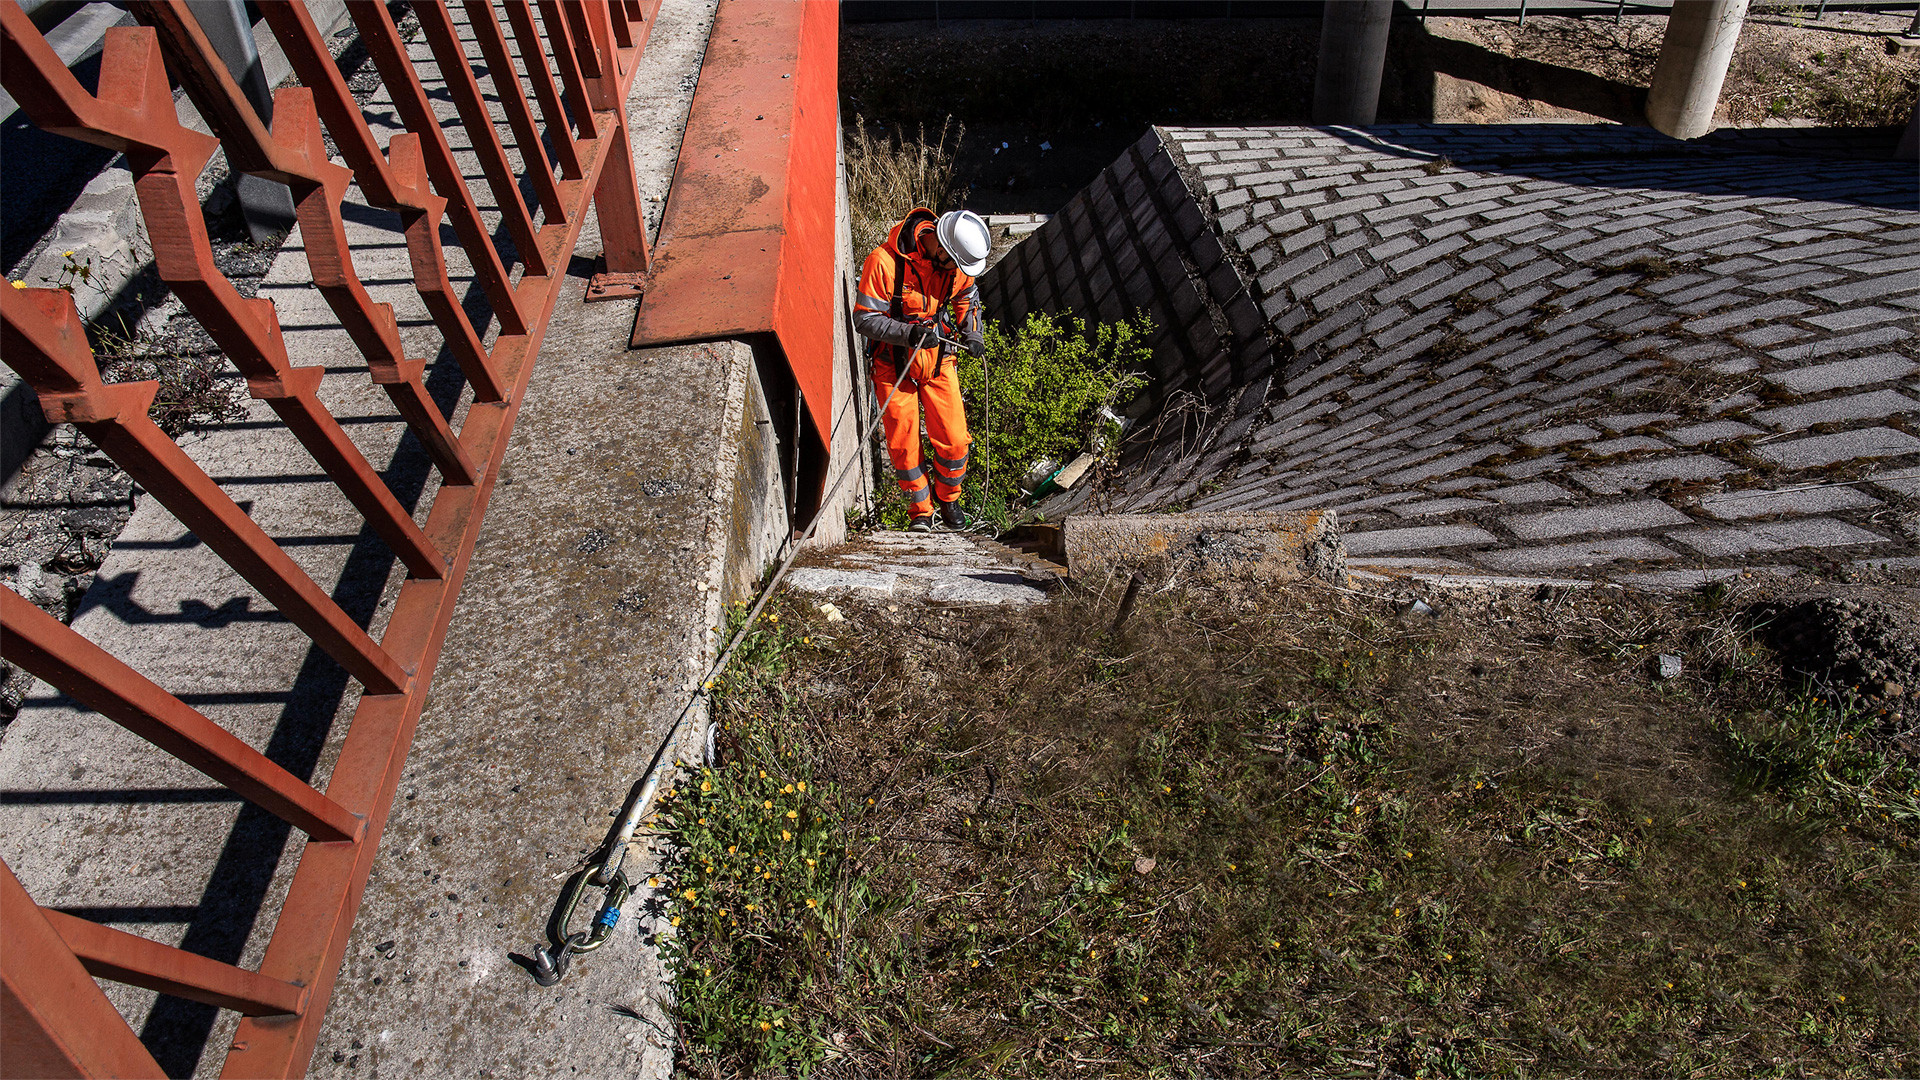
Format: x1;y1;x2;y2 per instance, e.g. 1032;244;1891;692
981;123;1919;589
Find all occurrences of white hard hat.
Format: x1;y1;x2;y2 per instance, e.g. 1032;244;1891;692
936;210;991;276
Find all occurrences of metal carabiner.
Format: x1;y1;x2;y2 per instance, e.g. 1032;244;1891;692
551;866;632;958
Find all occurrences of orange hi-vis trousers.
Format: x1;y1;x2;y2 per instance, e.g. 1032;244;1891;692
875;353;970;515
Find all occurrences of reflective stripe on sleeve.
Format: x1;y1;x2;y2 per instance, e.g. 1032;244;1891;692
855;292;889;312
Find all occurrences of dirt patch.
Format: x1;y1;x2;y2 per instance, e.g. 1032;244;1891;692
658;567;1920;1077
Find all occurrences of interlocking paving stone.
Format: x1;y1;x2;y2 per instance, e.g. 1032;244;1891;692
1585;435;1671;456
1597;412;1680;432
1390;497;1494;518
1504;500;1695;540
1576;454;1744;495
1518;425;1600;448
1668;518;1887;555
1751;390;1920;431
1754;427;1920;469
1761;355;1919;394
1343;524;1500;555
1487;481;1578;504
1476;537;1680;571
1695;485;1881;520
1667;420;1764;445
1868;467;1920;496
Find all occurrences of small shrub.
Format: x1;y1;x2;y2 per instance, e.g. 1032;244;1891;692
954;311;1152;513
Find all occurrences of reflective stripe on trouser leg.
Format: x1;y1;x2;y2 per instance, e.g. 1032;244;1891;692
876;368;932;515
919;361;971;502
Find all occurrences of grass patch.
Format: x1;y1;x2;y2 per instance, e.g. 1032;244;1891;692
660;584;1920;1077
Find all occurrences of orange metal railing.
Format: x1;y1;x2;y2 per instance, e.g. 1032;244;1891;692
0;2;655;1073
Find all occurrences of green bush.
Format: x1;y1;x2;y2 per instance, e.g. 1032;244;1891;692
955;311;1151;514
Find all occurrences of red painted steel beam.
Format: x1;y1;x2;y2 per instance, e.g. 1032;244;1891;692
1;859;166;1078
629;0;840;455
44;909;308;1018
219;36;651;1079
0;589;362;844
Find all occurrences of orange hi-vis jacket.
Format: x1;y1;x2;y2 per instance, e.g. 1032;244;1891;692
854;208;982;512
854;207;982;385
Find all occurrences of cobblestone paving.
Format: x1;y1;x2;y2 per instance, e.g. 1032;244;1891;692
1020;124;1920;588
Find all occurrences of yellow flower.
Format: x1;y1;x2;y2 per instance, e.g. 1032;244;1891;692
806;897;818;908
1227;864;1236;872
728;845;737;854
648;877;660;888
703;681;713;691
698;818;707;825
764;800;773;810
803;637;811;644
769;613;778;623
806;858;816;867
1162;785;1172;793
759;1021;771;1032
759;770;767;778
781;830;792;841
783;784;794;794
683;888;697;901
746;903;756;911
62;250;73;258
702;780;713;792
796;781;806;792
1443;953;1453;961
785;809;798;819
1395;908;1403;917
670;915;681;927
971;958;979;967
9;280;23;289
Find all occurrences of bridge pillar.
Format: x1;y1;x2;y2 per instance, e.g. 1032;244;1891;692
1312;0;1393;127
1645;0;1750;140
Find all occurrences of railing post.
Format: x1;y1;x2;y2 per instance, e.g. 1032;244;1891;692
2;859;167;1078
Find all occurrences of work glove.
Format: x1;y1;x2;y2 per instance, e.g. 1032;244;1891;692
962;331;985;359
906;322;939;351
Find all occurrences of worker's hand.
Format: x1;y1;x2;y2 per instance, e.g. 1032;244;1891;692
906;322;939;351
963;331;985;359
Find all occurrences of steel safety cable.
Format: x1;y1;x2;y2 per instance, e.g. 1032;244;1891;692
527;331;966;984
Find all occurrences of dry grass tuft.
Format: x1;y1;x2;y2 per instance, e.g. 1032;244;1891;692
659;579;1920;1078
846;115;965;261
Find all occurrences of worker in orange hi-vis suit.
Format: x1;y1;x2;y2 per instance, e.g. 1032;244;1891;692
853;207;992;532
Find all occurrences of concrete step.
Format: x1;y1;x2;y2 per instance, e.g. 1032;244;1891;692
785;530;1058;606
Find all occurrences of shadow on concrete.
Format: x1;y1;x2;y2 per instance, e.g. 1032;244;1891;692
130;316;473;1078
1;787;241;805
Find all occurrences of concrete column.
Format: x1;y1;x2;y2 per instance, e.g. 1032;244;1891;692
1645;0;1750;140
1312;0;1395;127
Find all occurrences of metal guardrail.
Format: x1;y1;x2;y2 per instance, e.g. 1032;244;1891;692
0;1;655;1074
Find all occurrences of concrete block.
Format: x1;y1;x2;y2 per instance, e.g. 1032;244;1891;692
1476;536;1680;571
1576;454;1742;495
1666;420;1763;445
1063;510;1345;585
1695;485;1880;520
784;568;899;596
1389;497;1493;518
1343;524;1498;555
1516;424;1600;450
1487;481;1577;504
1504;499;1693;540
1585;436;1671;457
1754;427;1920;469
1669;517;1886;555
1763;354;1918;394
1752;390;1920;431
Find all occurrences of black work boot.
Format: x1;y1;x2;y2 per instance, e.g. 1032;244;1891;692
908;515;934;534
938;499;966;530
